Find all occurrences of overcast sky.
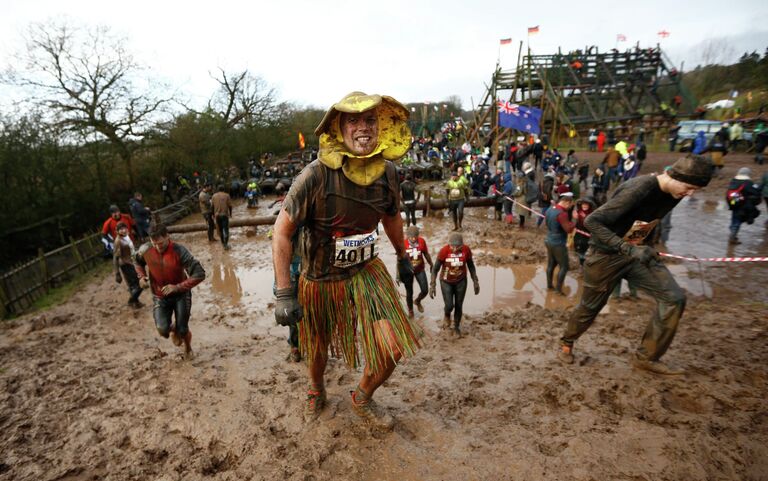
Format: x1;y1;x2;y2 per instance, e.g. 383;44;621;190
2;0;767;111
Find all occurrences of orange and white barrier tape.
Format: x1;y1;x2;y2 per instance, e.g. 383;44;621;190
503;196;768;263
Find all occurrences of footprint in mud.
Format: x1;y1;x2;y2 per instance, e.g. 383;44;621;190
661;390;708;415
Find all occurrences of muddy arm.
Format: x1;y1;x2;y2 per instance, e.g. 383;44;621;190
381;212;406;259
273;209;298;290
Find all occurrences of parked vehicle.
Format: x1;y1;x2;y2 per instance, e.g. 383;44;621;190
675;120;752;152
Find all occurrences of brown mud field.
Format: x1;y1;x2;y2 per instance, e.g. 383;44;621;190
1;152;767;481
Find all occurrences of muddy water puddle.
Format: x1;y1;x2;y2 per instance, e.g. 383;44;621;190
186;194;731;337
204;253;711;333
666;196;768;259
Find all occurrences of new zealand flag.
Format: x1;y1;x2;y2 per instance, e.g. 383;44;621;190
497;100;542;135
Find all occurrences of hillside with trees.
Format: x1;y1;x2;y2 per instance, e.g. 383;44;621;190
682;47;768;115
0;21;461;270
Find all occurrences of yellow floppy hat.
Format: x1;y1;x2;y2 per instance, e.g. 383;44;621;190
315;92;411;185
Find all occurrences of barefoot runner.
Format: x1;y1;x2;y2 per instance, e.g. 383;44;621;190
135;223;206;359
558;156;713;375
271;92;421;430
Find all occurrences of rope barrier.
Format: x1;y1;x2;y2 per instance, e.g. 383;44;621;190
502;195;768;263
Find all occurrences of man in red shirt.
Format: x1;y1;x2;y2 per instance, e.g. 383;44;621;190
102;205;136;242
429;232;479;337
400;226;433;318
135;223;205;359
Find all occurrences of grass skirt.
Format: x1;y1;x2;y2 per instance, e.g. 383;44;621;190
298;257;422;374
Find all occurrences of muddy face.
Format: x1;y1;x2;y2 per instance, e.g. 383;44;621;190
660;174;701;199
150;234;171;254
340;110;379;156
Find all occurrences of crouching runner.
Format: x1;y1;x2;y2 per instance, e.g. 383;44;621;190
135;223;205;359
272;91;422;431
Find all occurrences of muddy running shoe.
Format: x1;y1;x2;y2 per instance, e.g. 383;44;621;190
289;347;301;363
351;391;395;432
408;309;414;319
442;317;451;330
558;345;574;365
415;299;424;313
305;388;326;421
453;326;462;338
630;357;685;376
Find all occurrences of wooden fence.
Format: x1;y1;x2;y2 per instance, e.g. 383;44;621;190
0;233;104;317
0;191;200;318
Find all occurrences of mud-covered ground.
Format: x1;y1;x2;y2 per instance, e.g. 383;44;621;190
1;152;767;481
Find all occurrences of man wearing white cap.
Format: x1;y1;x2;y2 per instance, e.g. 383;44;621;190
726;167;762;244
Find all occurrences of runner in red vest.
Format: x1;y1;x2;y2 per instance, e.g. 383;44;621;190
135;224;205;359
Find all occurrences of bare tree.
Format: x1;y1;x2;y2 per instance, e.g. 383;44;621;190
5;20;171;189
697;37;736;67
208;69;282;129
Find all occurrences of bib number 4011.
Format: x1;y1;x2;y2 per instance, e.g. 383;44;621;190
333;230;378;268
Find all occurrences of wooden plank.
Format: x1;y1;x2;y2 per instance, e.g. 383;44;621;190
70;236;86;274
0;278;11;317
39;247;50;291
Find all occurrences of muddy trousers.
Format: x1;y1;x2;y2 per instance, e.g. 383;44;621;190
119;264;143;303
449;200;465;228
537;204;550;226
403;201;417;226
216;215;230;247
545;242;569;291
440;277;467;327
153;291;192;338
561;252;686;361
404;271;428;313
203;213;215;241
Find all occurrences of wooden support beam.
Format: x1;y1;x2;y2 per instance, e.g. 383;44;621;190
166;198;500;234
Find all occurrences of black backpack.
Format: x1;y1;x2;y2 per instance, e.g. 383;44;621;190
525;178;540;204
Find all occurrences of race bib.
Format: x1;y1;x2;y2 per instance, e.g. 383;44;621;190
450;188;462;198
333;230;378;268
447;254;464;267
623;220;659;245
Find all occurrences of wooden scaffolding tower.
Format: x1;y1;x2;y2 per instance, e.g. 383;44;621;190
467;43;697;149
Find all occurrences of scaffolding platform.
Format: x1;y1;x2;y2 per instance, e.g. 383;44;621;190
468;44;697;146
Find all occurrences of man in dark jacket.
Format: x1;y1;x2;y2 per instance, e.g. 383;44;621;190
727;167;762;244
558;156;713;375
128;192;151;241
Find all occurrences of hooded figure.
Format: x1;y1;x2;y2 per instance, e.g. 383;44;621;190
692;130;707;155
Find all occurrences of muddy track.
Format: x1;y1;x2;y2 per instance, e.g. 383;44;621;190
1;152;767;481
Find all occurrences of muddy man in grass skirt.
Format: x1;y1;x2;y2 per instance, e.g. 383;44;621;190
271;92;422;431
